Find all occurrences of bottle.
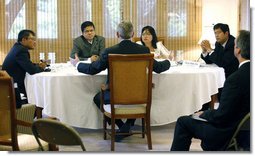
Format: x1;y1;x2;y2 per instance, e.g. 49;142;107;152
39;52;45;61
48;52;56;64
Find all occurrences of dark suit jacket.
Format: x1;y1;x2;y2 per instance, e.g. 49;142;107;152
2;42;44;108
77;40;170;78
201;35;239;78
200;61;250;149
70;35;105;60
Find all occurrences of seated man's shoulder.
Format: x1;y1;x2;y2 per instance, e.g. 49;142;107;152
73;36;83;42
95;35;105;41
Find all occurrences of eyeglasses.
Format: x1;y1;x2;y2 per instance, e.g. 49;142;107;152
84;29;95;33
27;37;36;41
142;32;152;36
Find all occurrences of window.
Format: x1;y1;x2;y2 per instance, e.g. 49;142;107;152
71;0;92;38
1;0;202;64
136;0;157;36
103;0;121;38
167;0;187;37
37;0;57;38
5;0;26;39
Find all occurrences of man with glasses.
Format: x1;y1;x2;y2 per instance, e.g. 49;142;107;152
2;29;47;108
70;21;105;62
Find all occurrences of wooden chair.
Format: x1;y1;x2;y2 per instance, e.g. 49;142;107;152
132;37;165;45
0;71;49;151
225;112;250;151
32;118;86;151
101;53;154;151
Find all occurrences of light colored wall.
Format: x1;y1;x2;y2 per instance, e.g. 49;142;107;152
240;0;250;30
202;0;239;37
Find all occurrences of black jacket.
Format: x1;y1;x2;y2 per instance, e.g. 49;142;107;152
201;35;239;78
2;42;44;108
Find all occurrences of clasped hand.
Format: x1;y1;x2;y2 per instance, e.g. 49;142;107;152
38;60;48;69
200;40;213;54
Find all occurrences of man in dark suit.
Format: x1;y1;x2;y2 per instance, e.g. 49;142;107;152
70;21;105;62
2;29;47;108
71;21;170;141
170;30;250;151
199;23;239;111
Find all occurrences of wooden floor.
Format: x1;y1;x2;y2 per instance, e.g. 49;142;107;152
59;122;203;152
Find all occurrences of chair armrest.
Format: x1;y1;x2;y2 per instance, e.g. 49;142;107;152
16;104;36;134
16;119;32;127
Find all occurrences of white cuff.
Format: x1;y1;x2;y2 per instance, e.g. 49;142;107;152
76;62;81;70
201;52;208;57
208;50;214;56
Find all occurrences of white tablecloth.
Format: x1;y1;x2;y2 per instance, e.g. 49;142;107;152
25;63;225;129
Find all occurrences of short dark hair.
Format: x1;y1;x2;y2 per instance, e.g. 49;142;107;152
18;29;35;42
236;30;250;59
140;26;158;49
117;21;134;39
213;23;230;35
81;21;95;32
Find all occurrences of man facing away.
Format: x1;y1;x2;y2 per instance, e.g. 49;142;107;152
70;21;105;62
71;21;170;142
170;30;250;151
2;29;47;108
199;23;239;111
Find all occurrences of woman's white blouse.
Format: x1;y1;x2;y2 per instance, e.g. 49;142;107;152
136;41;170;58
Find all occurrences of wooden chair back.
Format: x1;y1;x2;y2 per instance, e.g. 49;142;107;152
103;53;154;151
109;54;153;108
0;71;19;150
0;71;52;151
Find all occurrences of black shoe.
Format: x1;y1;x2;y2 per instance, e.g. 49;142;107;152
114;123;132;142
115;130;132;142
115;134;130;142
119;122;131;133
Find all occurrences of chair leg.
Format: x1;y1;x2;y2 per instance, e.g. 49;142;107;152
146;118;152;150
103;115;107;140
111;119;115;151
142;118;145;138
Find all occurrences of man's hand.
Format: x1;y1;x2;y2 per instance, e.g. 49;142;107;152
70;53;80;66
201;40;213;53
168;51;174;61
91;55;99;62
70;57;79;67
38;61;47;69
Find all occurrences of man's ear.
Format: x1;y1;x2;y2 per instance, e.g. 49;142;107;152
21;37;26;42
116;32;120;38
20;37;27;45
236;48;241;55
225;31;229;36
131;32;134;38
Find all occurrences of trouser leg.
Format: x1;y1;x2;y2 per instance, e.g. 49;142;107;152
170;116;194;151
93;91;124;129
